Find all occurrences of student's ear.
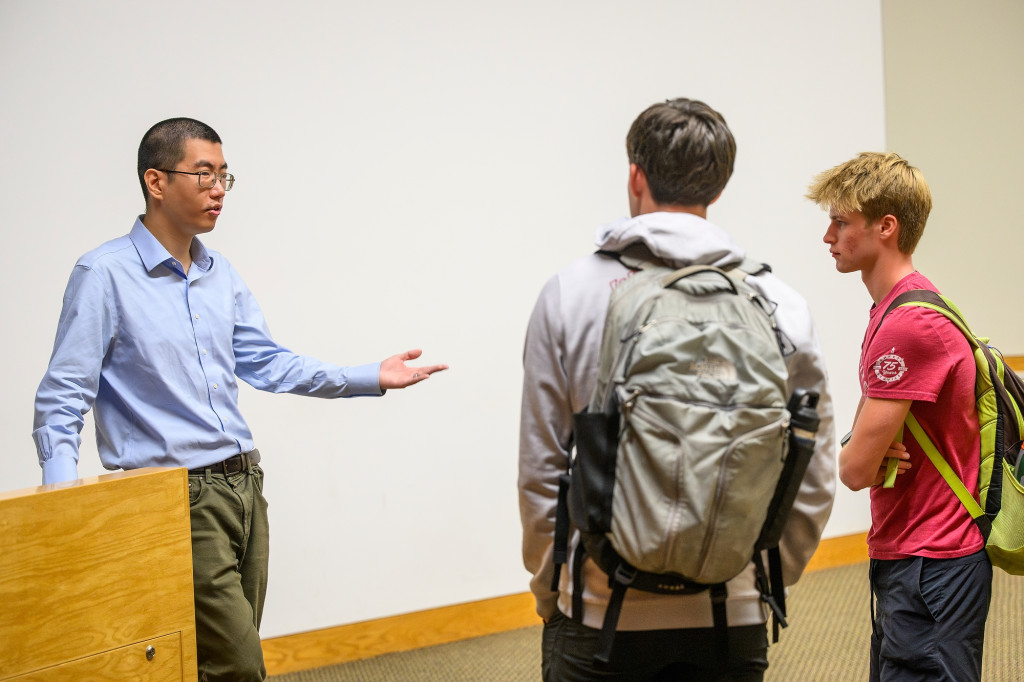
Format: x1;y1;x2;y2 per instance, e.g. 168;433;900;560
708;191;723;206
628;163;648;200
878;214;899;241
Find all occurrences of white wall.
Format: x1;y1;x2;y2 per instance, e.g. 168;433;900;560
883;0;1024;351
0;1;883;637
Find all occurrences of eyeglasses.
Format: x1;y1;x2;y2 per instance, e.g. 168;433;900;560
157;169;235;191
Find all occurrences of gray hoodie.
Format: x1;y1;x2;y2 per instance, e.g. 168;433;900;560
518;211;837;631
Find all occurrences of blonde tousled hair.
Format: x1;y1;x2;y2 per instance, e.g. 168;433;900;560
806;152;932;254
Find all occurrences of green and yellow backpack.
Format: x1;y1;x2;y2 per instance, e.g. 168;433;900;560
881;289;1024;574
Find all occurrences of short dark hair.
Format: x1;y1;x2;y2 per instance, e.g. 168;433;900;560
137;118;222;203
625;98;736;207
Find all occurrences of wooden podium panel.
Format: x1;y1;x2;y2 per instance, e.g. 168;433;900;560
0;468;198;680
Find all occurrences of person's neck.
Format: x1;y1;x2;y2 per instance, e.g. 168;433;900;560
141;212;194;274
863;255;916;304
634;196;707;219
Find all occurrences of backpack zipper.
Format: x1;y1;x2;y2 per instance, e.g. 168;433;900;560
622;388;784;414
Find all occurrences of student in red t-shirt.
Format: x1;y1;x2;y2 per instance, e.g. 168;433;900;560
807;152;992;681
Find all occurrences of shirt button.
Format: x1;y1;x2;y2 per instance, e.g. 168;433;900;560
213;383;218;389
202;349;208;356
194;314;200;320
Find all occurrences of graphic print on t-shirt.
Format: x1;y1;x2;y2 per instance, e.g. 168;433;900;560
873;347;907;384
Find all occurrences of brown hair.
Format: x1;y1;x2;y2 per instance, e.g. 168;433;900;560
626;98;735;207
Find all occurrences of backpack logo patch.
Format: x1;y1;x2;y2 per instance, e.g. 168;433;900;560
691;356;738;381
874;348;907;383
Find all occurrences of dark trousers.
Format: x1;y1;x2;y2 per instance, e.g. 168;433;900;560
869;549;991;682
542;609;768;681
189;465;270;682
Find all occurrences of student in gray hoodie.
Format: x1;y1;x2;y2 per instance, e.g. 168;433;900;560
518;98;837;681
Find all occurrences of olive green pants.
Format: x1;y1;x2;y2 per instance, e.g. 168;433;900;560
188;464;269;682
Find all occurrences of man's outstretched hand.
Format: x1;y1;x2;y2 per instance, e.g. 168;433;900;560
379;349;449;390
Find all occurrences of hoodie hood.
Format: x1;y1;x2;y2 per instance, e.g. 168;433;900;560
595;211;746;270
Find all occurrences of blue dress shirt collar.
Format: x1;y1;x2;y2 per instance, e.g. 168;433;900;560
129;216;213;276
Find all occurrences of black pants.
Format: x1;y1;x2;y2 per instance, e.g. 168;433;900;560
542;610;768;681
869;549;991;682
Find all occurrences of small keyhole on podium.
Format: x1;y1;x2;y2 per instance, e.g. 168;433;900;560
146;645;156;661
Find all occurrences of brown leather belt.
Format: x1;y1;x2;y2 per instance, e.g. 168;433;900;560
188;451;254;476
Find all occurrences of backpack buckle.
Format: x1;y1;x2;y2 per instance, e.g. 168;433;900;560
612;563;637;588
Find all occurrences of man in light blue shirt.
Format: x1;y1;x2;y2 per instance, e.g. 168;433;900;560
32;117;447;681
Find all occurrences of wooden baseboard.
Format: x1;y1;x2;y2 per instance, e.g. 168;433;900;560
805;531;869;572
262;591;539;676
1004;355;1024;373
261;531;868;675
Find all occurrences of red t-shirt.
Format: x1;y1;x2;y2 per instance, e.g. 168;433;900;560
860;272;984;559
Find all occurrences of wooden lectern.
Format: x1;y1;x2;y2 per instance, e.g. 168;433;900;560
0;467;198;680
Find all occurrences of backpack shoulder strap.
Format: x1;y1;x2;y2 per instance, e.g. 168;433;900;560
885;290;974;342
721;259;797;357
730;258;772;278
883;292;1000;538
903;411;992;541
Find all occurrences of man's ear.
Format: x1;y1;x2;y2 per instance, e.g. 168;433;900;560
708;191;723;207
144;168;165;203
877;214;899;241
628;163;648;200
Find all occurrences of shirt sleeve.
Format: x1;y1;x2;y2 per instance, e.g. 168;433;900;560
228;266;383;398
518;275;573;620
32;265;116;484
758;274;838;587
864;306;953;403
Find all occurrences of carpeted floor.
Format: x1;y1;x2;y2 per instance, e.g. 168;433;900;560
270;563;1024;681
